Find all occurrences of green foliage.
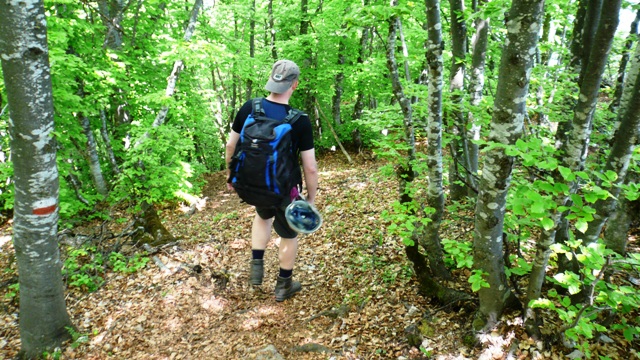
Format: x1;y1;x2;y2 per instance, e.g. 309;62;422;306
381;199;433;247
66;326;92;349
4;282;18;301
468;270;490;292
62;245;105;292
109;252;149;274
442;239;473;269
532;242;640;356
63;245;149;292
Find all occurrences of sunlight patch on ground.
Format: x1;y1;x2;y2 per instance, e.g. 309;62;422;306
200;295;226;313
256;305;279;316
0;235;10;248
319;168;359;177
241;317;262;331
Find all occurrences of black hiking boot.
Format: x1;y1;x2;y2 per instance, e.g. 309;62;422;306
250;259;264;286
274;276;301;302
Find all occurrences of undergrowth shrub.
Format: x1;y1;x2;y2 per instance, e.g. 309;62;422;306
62;245;149;292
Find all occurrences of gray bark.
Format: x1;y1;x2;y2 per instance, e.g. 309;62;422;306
615;41;640;134
448;0;468;200
247;0;255;98
526;0;621;336
332;29;346;126
467;0;489;190
100;110;121;174
603;171;638;255
144;0;203;140
0;0;73;356
473;0;543;331
579;50;640;244
81;115;109;196
268;0;277;60
421;0;450;280
578;0;603;85
569;0;588;68
98;0;125;49
386;9;415;163
609;9;640;113
352;24;371;121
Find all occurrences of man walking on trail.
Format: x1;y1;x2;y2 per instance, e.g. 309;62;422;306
225;60;318;302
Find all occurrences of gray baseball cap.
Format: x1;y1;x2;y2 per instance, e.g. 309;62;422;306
265;60;300;94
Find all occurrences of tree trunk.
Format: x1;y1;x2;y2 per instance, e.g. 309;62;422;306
332;29;346;126
100;110;121;174
604;171;638;255
609;9;640;113
133;0;203;244
473;0;543;332
422;0;450;280
577;0;603;86
569;0;588;68
268;0;277;60
526;0;621;336
98;0;125;49
447;0;468;201
579;49;640;244
352;24;371;121
0;0;73;356
467;1;489;190
560;0;600;142
614;30;640;134
80;115;109;196
561;0;619;173
149;0;202;131
247;0;255;98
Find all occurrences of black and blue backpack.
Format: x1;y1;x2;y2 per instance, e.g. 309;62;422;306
229;98;303;208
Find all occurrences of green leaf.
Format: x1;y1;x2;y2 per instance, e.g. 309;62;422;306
584;192;599;203
570;194;584;207
558;166;573;181
541;218;555;230
575;220;588;233
530;201;545;214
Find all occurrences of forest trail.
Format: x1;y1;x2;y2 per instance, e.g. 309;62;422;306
0;153;442;359
1;153;552;359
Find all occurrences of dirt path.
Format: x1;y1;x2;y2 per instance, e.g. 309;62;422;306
4;153;629;359
1;154;454;359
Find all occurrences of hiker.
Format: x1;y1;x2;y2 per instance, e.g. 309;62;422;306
225;59;318;301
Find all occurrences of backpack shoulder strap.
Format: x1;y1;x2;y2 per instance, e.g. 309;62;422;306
251;98;266;116
284;109;305;125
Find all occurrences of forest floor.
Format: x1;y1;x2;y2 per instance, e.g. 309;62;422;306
0;152;637;359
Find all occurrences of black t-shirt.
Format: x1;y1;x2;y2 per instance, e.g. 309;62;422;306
232;98;314;155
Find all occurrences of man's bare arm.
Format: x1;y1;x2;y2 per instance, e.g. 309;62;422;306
300;149;318;204
225;131;240;190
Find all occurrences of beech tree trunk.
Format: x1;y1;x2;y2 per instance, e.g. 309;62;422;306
467;0;489;191
526;0;621;336
98;0;125;49
604;171;638;255
0;0;73;356
332;29;346;125
579;45;640;244
447;0;468;200
569;0;588;68
352;22;371;121
577;0;603;86
246;0;256;98
609;9;640;113
134;0;202;245
268;0;277;60
80;115;109;196
422;0;450;280
473;0;543;331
